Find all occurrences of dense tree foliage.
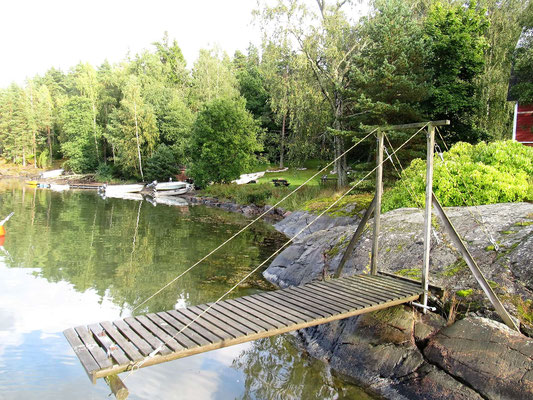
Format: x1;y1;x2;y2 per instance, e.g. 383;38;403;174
0;1;530;184
189;98;260;188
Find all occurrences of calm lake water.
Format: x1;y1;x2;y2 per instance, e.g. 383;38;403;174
0;180;372;400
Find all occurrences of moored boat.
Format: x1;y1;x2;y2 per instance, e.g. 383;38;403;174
102;183;145;194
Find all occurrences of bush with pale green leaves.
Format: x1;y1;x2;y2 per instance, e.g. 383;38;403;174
382;141;533;212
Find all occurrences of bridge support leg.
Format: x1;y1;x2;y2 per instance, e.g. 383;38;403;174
105;374;129;400
335;195;376;278
431;193;519;331
422;124;435;313
371;130;384;275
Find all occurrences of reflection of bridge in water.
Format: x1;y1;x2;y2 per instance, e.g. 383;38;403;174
64;120;519;399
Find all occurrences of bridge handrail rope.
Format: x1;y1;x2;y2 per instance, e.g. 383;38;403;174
122;124;429;383
131;128;378;313
434;127;500;251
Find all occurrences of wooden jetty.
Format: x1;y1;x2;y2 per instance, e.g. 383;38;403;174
64;274;422;384
63;120;518;399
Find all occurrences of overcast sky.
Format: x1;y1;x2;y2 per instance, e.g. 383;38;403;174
0;0;262;87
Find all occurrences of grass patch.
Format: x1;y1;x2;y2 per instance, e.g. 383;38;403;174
456;289;474;298
396;268;422;279
500;230;516;235
303;193;373;217
442;260;468;277
257;167;324;187
515;221;533;227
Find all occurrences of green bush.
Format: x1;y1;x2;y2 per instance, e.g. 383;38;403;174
144;144;180;182
382;140;533;211
95;163;115;182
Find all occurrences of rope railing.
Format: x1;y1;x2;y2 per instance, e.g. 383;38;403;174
131;128;378;313
121;124;428;383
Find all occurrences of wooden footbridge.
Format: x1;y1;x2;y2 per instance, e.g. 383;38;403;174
65;274;422;384
64;120;519;399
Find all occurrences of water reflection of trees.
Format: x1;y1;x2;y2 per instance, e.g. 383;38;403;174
232;335;373;400
0;183;286;314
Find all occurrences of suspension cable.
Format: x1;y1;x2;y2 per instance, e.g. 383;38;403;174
132;129;378;312
121;124;428;384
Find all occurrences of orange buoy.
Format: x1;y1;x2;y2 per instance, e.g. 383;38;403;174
0;235;4;246
0;226;5;236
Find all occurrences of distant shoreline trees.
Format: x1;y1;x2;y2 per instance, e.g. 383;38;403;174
0;1;530;185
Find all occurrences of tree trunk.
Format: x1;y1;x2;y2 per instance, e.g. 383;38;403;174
47;125;52;164
133;101;144;180
280;112;286;168
92;103;99;162
334;94;347;187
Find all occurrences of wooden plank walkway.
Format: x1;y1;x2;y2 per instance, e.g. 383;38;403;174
64;274;423;383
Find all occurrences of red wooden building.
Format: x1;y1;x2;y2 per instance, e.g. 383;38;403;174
513;103;533;146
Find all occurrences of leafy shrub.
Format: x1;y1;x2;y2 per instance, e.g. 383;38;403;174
382;140;533;211
144;144;180;182
189;98;260;188
95;163;115;182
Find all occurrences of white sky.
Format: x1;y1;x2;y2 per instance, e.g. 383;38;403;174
0;0;262;88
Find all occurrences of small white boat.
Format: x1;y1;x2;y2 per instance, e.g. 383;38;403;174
103;184;145;194
149;181;191;191
40;169;64;179
152;187;191;197
49;183;70;192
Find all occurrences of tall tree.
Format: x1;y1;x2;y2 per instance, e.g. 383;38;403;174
476;0;531;140
258;0;364;186
107;75;158;179
424;1;489;144
190;48;241;110
59;96;97;173
72;63;101;161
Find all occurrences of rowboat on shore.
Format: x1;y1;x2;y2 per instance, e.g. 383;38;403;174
101;183;145;194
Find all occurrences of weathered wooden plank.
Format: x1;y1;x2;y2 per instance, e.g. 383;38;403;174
307;280;377;307
200;303;266;335
291;284;364;310
75;325;113;369
274;287;348;315
354;275;421;295
100;321;144;362
155;312;209;348
305;281;372;307
113;319;154;357
229;297;291;328
247;292;321;321
344;276;411;298
215;301;276;331
166;309;222;344
347;276;417;298
64;328;100;381
311;279;387;305
88;323;130;366
332;278;405;302
123;317;172;356
250;292;321;321
135;315;183;352
259;291;330;319
174;308;235;342
188;305;253;337
148;312;202;349
356;274;421;292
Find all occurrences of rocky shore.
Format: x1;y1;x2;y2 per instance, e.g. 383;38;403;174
184;194;288;221
263;202;533;400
